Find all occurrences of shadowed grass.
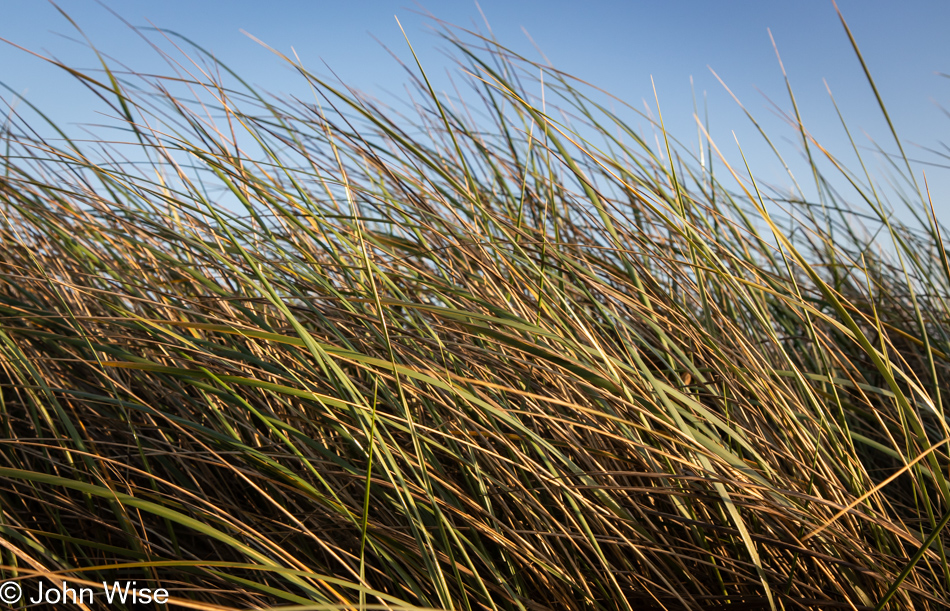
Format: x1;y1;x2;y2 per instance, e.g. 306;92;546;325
0;9;949;610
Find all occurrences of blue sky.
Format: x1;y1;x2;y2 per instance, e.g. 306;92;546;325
3;1;949;224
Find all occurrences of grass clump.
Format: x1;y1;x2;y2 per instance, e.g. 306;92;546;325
1;11;950;611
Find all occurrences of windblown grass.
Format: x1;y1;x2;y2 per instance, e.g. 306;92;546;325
1;10;949;610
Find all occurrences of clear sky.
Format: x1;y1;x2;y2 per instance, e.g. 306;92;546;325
3;1;949;224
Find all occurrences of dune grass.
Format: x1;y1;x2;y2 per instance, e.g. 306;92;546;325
1;9;949;610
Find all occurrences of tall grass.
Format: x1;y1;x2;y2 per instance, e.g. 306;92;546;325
1;9;949;610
